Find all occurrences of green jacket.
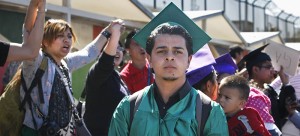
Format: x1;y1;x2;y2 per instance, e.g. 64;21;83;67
109;85;229;136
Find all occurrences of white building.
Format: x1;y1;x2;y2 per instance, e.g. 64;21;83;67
139;0;300;42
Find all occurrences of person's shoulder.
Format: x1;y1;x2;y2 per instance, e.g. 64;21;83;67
249;87;269;98
0;41;10;47
116;95;131;109
238;107;262;121
210;100;220;107
208;101;225;115
120;63;131;75
243;107;259;114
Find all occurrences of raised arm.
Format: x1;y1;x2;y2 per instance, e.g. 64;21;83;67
103;19;124;56
84;19;124;87
6;0;45;62
65;19;124;71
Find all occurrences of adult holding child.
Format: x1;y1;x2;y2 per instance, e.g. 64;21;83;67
243;44;289;135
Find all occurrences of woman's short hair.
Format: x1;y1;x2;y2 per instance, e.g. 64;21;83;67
42;19;77;48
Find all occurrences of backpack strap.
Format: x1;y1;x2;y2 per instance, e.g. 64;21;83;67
19;57;48;129
196;90;212;136
76;89;86;118
129;87;212;135
20;57;48;110
129;90;144;128
20;56;48;110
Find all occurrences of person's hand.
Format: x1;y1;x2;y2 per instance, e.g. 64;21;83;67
105;19;125;34
110;19;125;35
278;65;289;86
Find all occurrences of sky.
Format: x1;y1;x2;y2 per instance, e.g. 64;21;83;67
272;0;300;16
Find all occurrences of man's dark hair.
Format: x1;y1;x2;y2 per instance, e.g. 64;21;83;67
219;75;250;100
193;71;217;91
124;29;138;49
146;24;193;56
248;60;270;79
229;46;244;59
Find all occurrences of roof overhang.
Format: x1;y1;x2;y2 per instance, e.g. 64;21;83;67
185;10;246;45
0;0;153;28
240;31;284;50
153;10;246;46
285;43;300;51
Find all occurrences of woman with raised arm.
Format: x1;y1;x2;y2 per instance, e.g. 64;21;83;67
20;6;124;136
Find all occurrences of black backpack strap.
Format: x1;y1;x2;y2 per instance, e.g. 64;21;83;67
19;57;48;129
129;90;143;128
196;90;212;136
20;57;48;110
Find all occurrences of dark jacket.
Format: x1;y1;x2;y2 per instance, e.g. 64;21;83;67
0;41;10;66
83;52;129;136
264;85;281;128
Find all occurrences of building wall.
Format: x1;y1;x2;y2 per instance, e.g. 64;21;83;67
0;9;24;43
71;18;94;50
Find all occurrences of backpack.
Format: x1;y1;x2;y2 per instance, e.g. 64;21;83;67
0;57;47;136
129;88;212;136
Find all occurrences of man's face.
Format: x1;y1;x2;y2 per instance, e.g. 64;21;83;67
128;40;146;62
147;34;191;81
254;61;275;84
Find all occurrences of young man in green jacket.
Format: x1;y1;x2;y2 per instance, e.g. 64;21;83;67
109;3;228;136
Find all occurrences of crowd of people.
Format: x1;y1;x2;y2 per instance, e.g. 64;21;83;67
0;0;300;136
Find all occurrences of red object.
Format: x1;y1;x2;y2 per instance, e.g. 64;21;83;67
93;25;104;39
227;107;271;136
120;61;154;94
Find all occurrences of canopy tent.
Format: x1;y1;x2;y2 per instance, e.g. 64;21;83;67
184;10;284;51
187;10;245;45
285;43;300;51
154;10;245;45
48;0;153;23
240;31;284;51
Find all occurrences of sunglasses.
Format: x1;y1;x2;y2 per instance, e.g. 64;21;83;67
260;65;274;70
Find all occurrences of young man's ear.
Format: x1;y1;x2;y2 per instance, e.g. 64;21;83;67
188;55;192;64
187;55;193;68
205;81;213;93
206;81;211;90
252;66;260;74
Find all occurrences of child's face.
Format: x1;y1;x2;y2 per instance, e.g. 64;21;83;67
217;87;245;117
